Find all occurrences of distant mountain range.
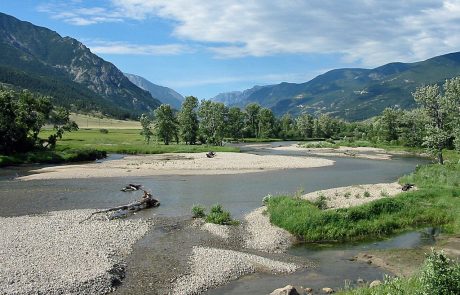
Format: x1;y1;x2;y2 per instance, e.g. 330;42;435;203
124;73;184;109
212;52;460;120
0;12;162;119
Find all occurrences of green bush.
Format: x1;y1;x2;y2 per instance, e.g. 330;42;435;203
191;205;206;218
99;128;109;134
419;249;460;295
312;194;328;210
364;191;371;198
205;203;237;225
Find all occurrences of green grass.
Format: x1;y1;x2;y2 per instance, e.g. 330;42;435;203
40;129;240;154
266;191;451;242
0;149;106;166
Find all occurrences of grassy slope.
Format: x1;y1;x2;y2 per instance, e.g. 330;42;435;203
69;113;141;129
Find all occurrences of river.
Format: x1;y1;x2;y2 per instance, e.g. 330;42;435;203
0;143;431;294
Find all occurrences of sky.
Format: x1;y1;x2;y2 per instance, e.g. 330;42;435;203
1;0;460;98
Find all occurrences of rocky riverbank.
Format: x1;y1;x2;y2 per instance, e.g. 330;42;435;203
0;210;150;295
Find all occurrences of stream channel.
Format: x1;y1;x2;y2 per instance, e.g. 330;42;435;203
0;143;433;294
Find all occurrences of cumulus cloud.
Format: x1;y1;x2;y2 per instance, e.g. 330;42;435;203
38;0;460;66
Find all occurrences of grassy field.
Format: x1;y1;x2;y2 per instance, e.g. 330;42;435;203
40;129;239;155
69;113;141;129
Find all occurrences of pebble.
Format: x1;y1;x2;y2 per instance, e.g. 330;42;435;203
0;209;150;294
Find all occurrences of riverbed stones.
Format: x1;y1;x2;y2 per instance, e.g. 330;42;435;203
172;246;299;295
322;287;334;293
0;209;150;295
270;284;300;295
244;207;295;253
370;280;382;288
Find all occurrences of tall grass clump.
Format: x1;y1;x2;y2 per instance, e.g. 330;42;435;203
266;193;451;242
191;203;238;225
191;205;206;218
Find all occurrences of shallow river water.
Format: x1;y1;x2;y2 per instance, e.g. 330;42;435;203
0;144;431;294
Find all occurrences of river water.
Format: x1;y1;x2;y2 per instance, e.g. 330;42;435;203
0;144;432;294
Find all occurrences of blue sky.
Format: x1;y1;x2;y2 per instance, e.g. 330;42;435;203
2;0;460;98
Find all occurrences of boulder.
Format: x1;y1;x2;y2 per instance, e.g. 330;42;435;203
270;285;300;295
369;280;382;288
322;287;334;293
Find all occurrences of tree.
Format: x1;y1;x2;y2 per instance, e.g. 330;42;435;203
412;77;460;164
296;114;314;139
379;107;401;142
178;96;199;145
258;108;275;138
279;113;296;139
227;107;245;140
46;107;79;148
153;104;178;145
140;113;153;144
318;114;334;138
0;89;77;154
245;103;261;137
198;100;228;145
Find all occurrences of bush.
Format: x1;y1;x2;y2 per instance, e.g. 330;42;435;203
364;191;371;198
419;249;460;295
312;194;328;210
191;205;206;218
205;203;237;225
99;128;109;134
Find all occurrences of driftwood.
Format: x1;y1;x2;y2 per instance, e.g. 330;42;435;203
80;191;160;223
401;183;415;191
121;184;143;192
206;151;216;158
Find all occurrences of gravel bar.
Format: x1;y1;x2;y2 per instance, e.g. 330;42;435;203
244;207;295;253
172;246;299;295
0;210;150;295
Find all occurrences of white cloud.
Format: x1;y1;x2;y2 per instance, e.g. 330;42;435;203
86;41;191;55
38;0;460;66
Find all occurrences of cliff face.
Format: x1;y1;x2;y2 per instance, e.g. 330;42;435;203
0;12;161;117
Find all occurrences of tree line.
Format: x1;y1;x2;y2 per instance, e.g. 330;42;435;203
142;77;460;164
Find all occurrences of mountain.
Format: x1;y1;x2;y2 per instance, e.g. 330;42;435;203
212;85;267;105
0;12;161;119
124;73;184;109
213;52;460;120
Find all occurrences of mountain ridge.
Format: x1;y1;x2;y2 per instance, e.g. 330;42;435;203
211;52;460;120
124;73;184;109
0;12;161;118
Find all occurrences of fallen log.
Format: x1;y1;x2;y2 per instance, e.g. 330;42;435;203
80;191;160;223
206;151;216;158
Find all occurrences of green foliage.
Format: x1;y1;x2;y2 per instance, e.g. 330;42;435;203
266;192;451;242
178;96;199;145
300;141;338;148
154;104;179;145
338;250;460;295
191;205;206;218
418;249;460;295
0;149;106;166
99;128;109;134
198;100;228;146
0;89;77;154
364;191;371;198
312;194;328;210
139;113;153;144
203;203;237;225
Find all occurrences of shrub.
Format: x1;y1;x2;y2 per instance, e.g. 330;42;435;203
355;193;361;198
364;191;371;198
191;205;206;218
419;249;460;295
344;192;351;198
380;190;389;197
262;194;272;205
312;194;328;210
99;128;109;134
205;203;238;225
